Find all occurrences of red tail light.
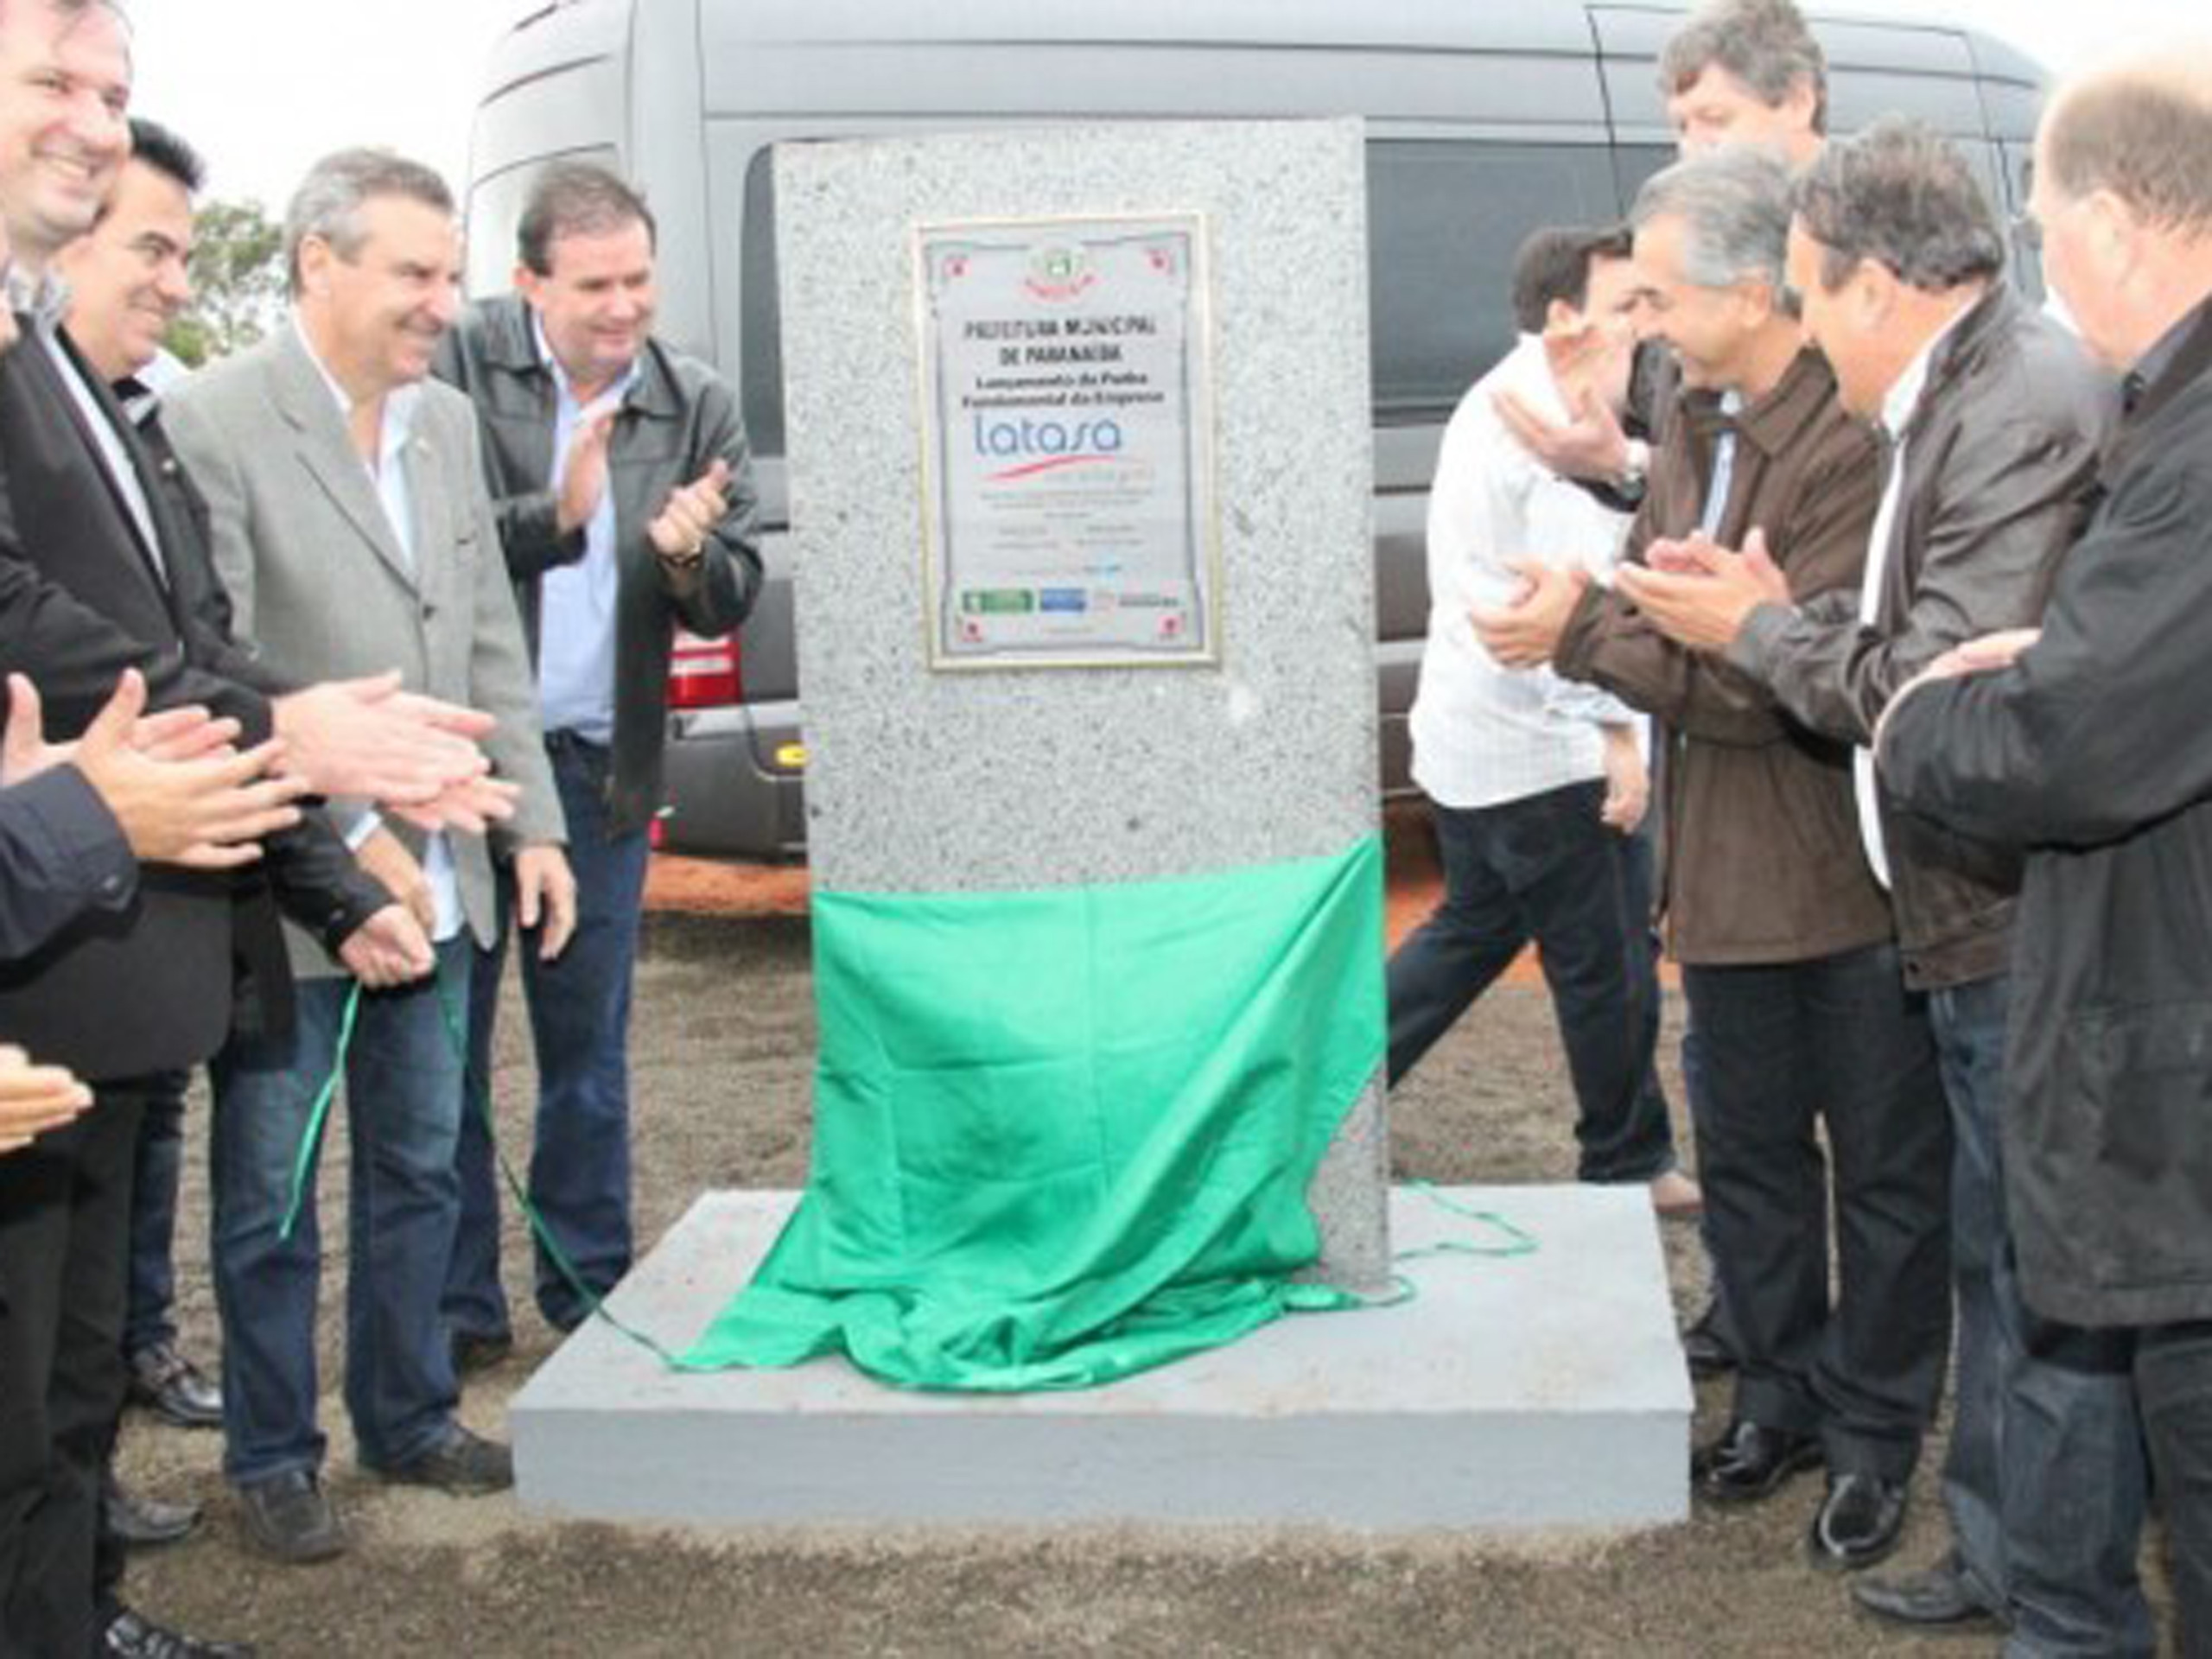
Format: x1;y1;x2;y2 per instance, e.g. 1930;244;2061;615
667;630;742;709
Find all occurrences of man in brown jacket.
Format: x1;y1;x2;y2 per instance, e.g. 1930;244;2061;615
1476;144;1949;1572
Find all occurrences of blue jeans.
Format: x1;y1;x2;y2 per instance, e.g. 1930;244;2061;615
208;940;470;1486
122;1068;190;1357
1929;975;2153;1657
1387;782;1675;1184
447;735;651;1338
2133;1322;2212;1655
1682;942;1951;1479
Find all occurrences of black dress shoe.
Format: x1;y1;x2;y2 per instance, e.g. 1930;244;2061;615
126;1342;223;1430
100;1469;200;1549
1693;1421;1822;1503
1852;1554;2005;1628
1808;1471;1910;1571
1681;1309;1734;1380
97;1605;256;1657
1681;1317;1736;1380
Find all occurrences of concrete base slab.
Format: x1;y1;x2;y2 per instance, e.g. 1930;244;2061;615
513;1185;1690;1530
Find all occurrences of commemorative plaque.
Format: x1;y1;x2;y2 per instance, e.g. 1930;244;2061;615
913;213;1218;669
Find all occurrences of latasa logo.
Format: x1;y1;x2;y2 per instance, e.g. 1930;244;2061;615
973;414;1125;480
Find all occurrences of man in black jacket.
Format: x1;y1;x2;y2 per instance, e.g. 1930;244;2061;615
54;121;233;1546
1878;49;2212;1655
2;662;305;1158
431;161;761;1357
1620;119;2150;1651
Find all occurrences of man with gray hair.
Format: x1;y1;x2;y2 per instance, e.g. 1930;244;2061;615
1497;0;1827;496
166;148;574;1567
1878;47;2212;1651
1620;116;2149;1649
1475;143;1950;1572
432;159;761;1368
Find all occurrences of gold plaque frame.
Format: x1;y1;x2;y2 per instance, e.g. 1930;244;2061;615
911;211;1222;672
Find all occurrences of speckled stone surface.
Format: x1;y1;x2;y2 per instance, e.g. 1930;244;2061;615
516;1187;1690;1528
779;119;1387;1283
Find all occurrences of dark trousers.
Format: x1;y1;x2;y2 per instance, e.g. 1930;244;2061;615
1386;781;1675;1183
120;1070;190;1358
0;1084;146;1658
447;735;651;1338
1680;1020;1743;1353
1682;941;1951;1479
1929;975;2152;1655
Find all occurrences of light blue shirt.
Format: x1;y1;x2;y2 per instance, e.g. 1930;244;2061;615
295;318;463;944
534;313;639;744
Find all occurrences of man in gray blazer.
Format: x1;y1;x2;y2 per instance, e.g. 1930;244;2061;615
165;149;574;1567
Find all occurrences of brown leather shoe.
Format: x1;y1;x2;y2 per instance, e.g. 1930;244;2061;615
369;1424;513;1496
236;1469;346;1565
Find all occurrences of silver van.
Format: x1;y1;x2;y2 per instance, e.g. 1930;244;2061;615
467;0;2044;860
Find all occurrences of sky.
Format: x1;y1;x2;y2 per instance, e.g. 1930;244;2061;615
128;0;2203;216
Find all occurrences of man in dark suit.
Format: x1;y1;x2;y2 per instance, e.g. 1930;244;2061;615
0;5;513;1654
54;119;241;1566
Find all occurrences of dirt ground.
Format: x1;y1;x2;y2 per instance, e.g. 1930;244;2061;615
114;821;2166;1657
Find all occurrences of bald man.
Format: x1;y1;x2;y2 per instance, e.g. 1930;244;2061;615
1878;46;2212;1652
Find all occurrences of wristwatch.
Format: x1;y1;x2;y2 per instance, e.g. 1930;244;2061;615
1619;438;1652;492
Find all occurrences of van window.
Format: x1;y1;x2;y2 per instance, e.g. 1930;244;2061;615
740;137;1627;454
464;145;622;301
1367;140;1620;425
740;148;785;460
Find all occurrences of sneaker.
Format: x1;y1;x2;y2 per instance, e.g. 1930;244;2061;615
236;1469;346;1565
450;1326;514;1377
370;1424;513;1496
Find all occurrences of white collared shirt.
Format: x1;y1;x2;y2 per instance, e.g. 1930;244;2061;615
294;317;461;944
1408;334;1639;810
38;318;163;580
532;312;639;744
1854;302;1974;889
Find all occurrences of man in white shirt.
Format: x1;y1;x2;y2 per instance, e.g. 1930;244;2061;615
1389;226;1695;1216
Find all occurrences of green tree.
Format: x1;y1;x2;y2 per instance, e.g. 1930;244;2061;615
168;197;285;368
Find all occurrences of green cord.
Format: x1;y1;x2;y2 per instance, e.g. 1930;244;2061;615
431;964;693;1369
276;982;364;1243
1397;1179;1541;1260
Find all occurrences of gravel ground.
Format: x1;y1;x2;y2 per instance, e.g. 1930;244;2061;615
114;898;2175;1657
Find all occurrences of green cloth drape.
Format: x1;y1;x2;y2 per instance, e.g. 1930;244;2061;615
680;835;1385;1391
